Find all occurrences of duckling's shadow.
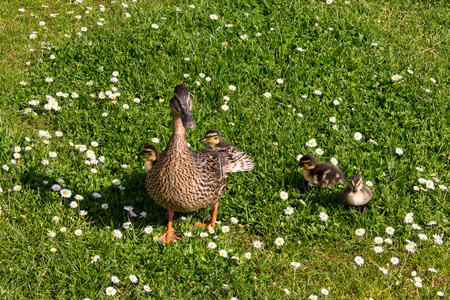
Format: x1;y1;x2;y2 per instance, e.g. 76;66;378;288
292;175;345;208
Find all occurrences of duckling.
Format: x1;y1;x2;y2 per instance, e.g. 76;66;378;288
199;129;234;150
146;85;254;244
295;154;345;190
341;175;373;208
137;144;159;174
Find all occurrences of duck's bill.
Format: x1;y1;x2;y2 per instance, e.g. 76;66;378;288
181;112;196;129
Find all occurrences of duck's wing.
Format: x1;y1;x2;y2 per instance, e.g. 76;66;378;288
190;149;224;179
217;146;254;175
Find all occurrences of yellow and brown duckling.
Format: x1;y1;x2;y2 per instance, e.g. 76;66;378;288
295;154;345;190
199;129;234;150
341;175;373;208
137;144;159;174
145;84;254;244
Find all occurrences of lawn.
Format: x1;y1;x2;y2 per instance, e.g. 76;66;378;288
0;0;449;299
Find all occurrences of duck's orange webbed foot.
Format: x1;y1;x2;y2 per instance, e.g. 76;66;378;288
156;229;182;244
195;202;218;230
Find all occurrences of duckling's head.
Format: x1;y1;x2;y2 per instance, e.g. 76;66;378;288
199;129;221;146
170;84;195;129
137;144;159;162
295;154;316;169
350;175;363;193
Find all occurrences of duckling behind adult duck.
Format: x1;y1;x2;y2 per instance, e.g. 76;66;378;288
295;154;345;190
199;129;234;150
146;84;254;244
137;144;159;174
341;175;373;207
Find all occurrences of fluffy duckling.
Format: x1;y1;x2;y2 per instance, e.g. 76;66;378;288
295;154;345;190
341;175;373;207
199;129;234;150
137;144;159;174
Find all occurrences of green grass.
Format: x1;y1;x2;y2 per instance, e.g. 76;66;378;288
1;0;449;299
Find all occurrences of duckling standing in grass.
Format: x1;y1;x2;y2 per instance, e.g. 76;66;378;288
145;85;254;244
137;144;159;174
341;175;373;209
295;154;345;190
199;129;234;150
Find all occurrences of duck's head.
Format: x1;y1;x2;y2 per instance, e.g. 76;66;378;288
170;84;195;129
137;144;159;162
350;175;363;193
199;129;221;147
295;154;316;169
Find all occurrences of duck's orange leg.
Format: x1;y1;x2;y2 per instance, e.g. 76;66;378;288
157;210;182;244
195;202;219;229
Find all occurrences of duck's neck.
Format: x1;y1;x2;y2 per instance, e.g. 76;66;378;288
169;115;188;149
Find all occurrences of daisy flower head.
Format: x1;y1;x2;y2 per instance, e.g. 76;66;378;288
210;14;218;20
253;240;262;249
51;184;61;191
355;228;365;236
91;255;100;263
151;137;160;143
105;287;117;296
231;217;238;224
276;78;284;84
291;261;301;268
50;247;57;253
280;191;288;200
386;226;395;235
221;226;230;233
330;158;339;165
307;138;317;148
219;250;228;258
366;181;373;187
374;237;384;244
315;148;324;156
425;88;431;93
240;34;248;40
379;267;389;275
407;69;414;74
405;243;416;253
391;257;400;265
329;116;336;123
354;132;362;141
151;24;159;29
319;211;328;221
184;232;192;237
321;288;329;295
74;229;82;236
60;189;72;198
284;206;294;215
385;238;393;244
391;74;403;81
374;246;383;253
283;288;290;295
326;0;333;4
296;154;303;161
418;233;428;241
144;226;153;234
113;229;123;239
405;214;414;223
437;291;444;297
47;230;56;237
395;148;404;155
275;237;285;246
143;285;152;293
200;232;209;238
263;92;272;98
221;104;229;111
52;216;60;222
228;85;236;91
208;242;217;249
426;180;435;189
129;274;138;283
309;294;318;300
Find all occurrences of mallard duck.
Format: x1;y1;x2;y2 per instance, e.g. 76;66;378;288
146;84;254;244
199;129;234;150
137;144;159;174
295;154;345;190
341;175;373;207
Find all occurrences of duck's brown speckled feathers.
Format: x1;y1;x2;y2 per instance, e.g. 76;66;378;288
296;154;345;190
341;175;373;206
